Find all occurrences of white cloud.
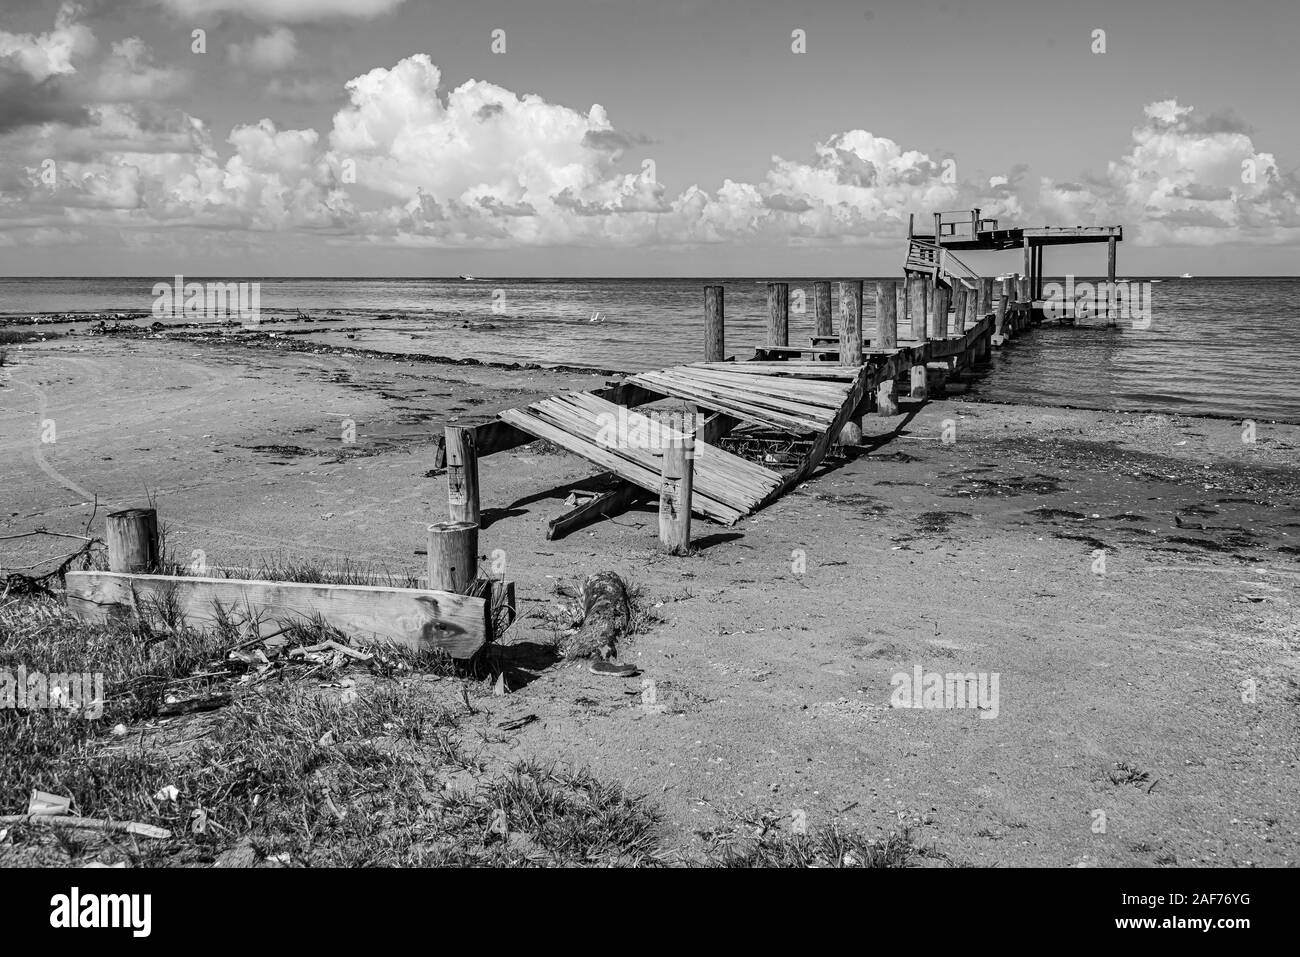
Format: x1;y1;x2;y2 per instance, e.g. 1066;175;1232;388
154;0;406;22
1;16;1296;256
227;28;298;72
0;2;96;81
96;37;190;101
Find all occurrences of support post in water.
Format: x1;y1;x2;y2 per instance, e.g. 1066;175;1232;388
444;426;480;524
704;284;725;361
659;433;694;556
838;280;865;444
994;278;1012;342
813;281;833;338
953;285;968;335
766;282;790;349
105;507;159;574
875;280;897;349
427;521;478;593
908;275;929;343
1107;237;1118;326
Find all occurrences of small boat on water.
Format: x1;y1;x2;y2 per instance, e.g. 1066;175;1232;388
1180;272;1193;279
459;274;480;281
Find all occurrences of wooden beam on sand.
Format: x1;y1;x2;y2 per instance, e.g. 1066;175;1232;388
547;482;651;540
65;571;492;658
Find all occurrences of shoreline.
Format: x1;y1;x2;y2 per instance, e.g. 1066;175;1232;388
5;317;1299;427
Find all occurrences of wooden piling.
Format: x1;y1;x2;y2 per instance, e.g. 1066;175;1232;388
908;276;928;343
813;281;832;338
979;277;994;317
105;508;158;574
766;282;789;349
909;364;928;401
952;285;968;335
930;284;950;340
427;521;479;594
965;283;978;330
704;285;725;361
444;426;480;524
659;434;694;556
838;281;863;365
875;280;897;349
875;379;899;416
838;280;864;444
1107;237;1118;326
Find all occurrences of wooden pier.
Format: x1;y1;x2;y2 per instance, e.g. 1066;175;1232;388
436;210;1116;546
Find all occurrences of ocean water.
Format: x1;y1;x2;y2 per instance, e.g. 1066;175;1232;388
1;276;1297;423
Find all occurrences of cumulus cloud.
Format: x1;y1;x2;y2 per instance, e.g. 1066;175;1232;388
153;0;407;22
0;13;1296;255
0;2;96;82
228;28;298;72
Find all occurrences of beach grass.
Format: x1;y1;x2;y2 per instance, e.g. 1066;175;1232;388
0;592;920;867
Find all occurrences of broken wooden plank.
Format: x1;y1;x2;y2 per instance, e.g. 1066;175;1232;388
498;406;745;524
434;381;666;466
65;571;491;659
547;481;651;540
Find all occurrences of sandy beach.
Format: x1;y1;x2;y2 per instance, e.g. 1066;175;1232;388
3;328;1297;867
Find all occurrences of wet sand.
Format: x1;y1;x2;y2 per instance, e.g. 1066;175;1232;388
2;330;1297;866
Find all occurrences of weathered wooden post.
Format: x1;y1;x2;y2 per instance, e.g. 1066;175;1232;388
838;281;864;365
908;275;928;343
965;282;978;331
444;426;480;524
874;286;900;415
704;285;725;361
930;283;950;340
875;280;897;349
427;521;478;593
105;507;159;573
1023;239;1032;292
659;433;694;556
979;277;994;318
994;278;1012;342
1106;237;1118;326
837;280;865;444
813;281;833;338
766;281;789;349
952;285;967;335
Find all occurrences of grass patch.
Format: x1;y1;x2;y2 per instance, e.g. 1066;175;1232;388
706;822;934;868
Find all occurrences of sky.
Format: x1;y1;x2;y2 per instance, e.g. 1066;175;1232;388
0;0;1298;276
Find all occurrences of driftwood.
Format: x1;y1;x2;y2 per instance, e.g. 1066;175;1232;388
558;572;630;660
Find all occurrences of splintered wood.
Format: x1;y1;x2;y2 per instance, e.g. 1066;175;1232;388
499;391;781;524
